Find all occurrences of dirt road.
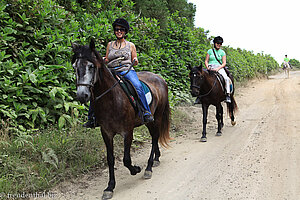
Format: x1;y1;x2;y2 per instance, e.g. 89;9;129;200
52;71;300;200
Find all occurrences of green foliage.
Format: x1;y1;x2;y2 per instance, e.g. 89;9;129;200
1;0;280;132
0;126;109;194
224;47;279;81
290;58;300;68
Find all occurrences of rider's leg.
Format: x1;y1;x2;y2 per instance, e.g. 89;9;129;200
218;68;231;103
119;70;154;123
83;101;99;128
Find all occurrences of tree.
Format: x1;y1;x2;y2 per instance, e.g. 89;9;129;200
167;0;196;27
290;58;300;68
133;0;169;28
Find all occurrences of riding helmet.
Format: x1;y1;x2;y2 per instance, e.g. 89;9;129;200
112;18;130;33
213;36;224;44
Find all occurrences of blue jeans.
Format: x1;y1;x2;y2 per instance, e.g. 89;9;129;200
118;70;152;115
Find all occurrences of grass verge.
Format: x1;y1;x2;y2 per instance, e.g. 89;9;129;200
0;109;193;197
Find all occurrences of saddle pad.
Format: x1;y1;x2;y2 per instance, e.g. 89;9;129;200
141;81;152;105
119;80;153;106
216;74;234;94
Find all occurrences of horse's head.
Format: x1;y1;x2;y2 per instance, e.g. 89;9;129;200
188;64;205;97
72;39;103;104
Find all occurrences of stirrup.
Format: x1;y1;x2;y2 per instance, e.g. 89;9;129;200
225;96;231;103
143;112;154;123
194;97;202;104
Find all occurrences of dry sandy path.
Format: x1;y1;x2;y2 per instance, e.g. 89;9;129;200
50;71;300;200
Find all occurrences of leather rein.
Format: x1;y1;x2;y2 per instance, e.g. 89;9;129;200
191;70;218;98
74;56;133;102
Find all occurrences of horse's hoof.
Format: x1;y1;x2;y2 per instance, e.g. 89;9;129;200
153;160;160;167
102;191;113;200
216;132;222;136
231;121;236;126
135;165;142;173
144;170;152;179
130;165;142;175
200;137;207;142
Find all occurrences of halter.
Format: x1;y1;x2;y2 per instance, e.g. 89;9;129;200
74;56;134;102
190;70;218;98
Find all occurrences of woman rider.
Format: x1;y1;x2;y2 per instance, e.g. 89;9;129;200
83;18;154;128
195;36;231;104
105;18;154;123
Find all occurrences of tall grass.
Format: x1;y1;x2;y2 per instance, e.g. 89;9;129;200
0;108;193;195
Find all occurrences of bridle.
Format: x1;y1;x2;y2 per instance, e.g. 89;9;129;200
73;55;133;102
190;70;218;98
73;56;97;88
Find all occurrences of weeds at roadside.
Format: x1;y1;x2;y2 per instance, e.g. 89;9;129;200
0;109;194;195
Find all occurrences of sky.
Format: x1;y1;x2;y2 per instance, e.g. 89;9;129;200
187;0;299;64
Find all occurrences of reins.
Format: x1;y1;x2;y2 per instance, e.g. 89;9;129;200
191;71;218;98
74;53;134;102
94;63;133;102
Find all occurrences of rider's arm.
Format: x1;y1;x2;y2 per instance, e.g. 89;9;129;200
205;53;210;69
130;42;138;66
104;42;111;64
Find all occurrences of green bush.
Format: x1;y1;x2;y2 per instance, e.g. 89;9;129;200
0;0;280;132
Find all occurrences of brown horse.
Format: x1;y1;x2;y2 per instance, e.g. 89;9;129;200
188;64;238;142
72;40;170;199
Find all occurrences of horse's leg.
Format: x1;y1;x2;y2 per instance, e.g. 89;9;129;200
101;129;115;200
123;131;142;175
143;124;160;179
201;104;209;142
216;104;223;136
227;99;236;126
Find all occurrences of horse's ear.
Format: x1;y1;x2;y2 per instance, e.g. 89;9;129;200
197;63;203;72
71;42;79;52
90;38;96;51
187;64;192;70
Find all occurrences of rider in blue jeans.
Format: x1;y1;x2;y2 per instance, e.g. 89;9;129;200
83;18;154;128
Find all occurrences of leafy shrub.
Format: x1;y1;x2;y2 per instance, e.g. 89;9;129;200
0;0;279;132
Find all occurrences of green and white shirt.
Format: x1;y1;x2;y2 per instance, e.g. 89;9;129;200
207;48;226;65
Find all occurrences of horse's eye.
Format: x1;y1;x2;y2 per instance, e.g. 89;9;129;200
88;64;94;69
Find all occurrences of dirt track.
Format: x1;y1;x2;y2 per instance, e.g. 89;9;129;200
51;71;300;200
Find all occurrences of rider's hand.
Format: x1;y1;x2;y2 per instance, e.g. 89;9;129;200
132;58;138;66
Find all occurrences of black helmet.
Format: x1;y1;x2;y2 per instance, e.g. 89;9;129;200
112;18;130;33
213;36;223;44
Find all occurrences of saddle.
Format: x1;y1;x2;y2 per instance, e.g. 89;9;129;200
212;68;234;94
112;72;153;116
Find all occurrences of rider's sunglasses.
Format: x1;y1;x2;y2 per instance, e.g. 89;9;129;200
114;28;126;32
216;43;222;45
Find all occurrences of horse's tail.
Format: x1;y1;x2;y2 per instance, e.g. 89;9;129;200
158;99;171;148
227;95;238;121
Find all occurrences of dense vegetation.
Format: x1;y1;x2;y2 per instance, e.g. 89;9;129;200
289;58;300;68
0;0;280;131
0;0;286;195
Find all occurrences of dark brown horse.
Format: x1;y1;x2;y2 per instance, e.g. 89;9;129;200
188;64;237;142
72;40;170;199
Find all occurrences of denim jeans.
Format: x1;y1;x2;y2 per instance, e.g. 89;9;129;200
118;70;152;115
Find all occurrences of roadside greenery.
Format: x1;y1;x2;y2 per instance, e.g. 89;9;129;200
0;0;280;131
289;59;300;68
0;0;286;195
